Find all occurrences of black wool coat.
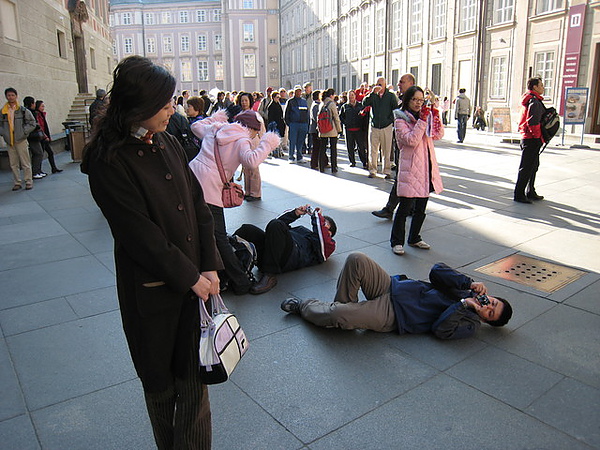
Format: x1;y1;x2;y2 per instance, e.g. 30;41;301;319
83;132;223;392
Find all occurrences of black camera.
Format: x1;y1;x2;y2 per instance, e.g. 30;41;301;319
476;294;490;306
306;206;314;215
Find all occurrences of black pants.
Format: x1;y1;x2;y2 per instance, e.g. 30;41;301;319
144;322;211;450
208;204;252;294
319;136;338;172
514;138;542;198
345;129;368;167
41;139;59;171
310;132;321;169
390;197;428;246
28;139;44;175
235;220;293;274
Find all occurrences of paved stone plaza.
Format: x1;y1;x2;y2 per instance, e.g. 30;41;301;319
1;129;599;449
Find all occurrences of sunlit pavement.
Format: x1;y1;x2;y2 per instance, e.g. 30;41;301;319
1;129;599;449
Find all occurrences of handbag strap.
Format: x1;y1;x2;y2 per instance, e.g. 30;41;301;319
198;294;230;328
213;142;229;186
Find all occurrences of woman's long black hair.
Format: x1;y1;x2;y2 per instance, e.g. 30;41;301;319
82;56;176;167
401;85;425;111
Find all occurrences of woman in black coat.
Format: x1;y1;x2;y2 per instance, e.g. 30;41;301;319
81;56;222;450
267;91;286;137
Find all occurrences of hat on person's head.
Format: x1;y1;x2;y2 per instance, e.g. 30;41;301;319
234;110;261;130
293;85;302;92
96;89;106;98
266;87;273;92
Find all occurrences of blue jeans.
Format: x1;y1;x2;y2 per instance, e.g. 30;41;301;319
456;114;469;142
288;122;308;161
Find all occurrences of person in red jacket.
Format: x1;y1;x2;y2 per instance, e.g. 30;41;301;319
514;77;546;203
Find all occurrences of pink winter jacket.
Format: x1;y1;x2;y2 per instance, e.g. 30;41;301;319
189;111;280;207
394;109;444;198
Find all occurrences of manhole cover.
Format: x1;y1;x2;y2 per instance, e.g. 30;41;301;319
476;255;587;293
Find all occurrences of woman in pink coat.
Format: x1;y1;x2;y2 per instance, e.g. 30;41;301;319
390;86;444;255
190;110;280;293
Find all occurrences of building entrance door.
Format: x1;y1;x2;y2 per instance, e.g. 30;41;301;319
590;43;600;135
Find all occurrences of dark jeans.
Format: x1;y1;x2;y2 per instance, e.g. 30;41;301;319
310;132;321;169
235;220;293;274
41;140;58;171
28;139;44;175
319;136;338;172
208;204;252;294
345;129;368;167
442;111;448;125
390;197;429;246
456;114;469;142
514;138;542;198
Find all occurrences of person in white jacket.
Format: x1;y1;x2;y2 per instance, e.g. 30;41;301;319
190;110;280;294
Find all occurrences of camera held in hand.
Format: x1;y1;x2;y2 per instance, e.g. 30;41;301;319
476;294;490;306
306;206;314;216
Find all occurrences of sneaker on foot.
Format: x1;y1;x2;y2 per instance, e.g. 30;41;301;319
281;297;302;314
409;240;431;250
392;245;405;255
33;173;44;179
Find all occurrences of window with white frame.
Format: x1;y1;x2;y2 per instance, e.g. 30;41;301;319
324;34;330;66
432;0;446;39
213;9;222;22
215;60;223;80
494;0;513;24
196;10;206;22
351;18;358;59
214;34;222;51
243;0;254;8
144;13;154;25
179;11;189;23
146;38;155;54
316;37;322;67
181;61;192;81
122;12;132;25
459;0;477;33
112;40;117;55
391;1;402;49
243;54;256;77
163;36;172;53
375;8;385;53
362;14;370;56
163;60;173;73
180;35;190;52
124;37;133;53
243;23;254;42
410;0;422;44
310;39;315;69
162;12;171;24
332;27;338;62
197;34;207;51
535;51;555;99
339;22;347;62
490;56;507;98
197;61;209;81
109;14;114;27
537;0;563;15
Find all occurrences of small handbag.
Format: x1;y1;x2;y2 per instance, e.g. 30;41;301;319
213;142;244;208
28;126;46;141
198;293;249;384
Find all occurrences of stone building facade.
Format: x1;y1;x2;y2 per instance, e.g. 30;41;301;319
110;0;281;95
280;0;600;135
0;0;113;138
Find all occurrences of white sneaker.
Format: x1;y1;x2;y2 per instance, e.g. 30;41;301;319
409;241;431;250
392;245;405;255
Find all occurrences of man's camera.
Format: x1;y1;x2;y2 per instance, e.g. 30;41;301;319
476;294;490;306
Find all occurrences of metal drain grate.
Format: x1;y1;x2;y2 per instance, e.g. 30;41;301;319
476;255;587;293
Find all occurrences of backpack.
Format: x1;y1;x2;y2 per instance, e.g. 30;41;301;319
317;105;334;134
228;235;257;283
540;106;560;143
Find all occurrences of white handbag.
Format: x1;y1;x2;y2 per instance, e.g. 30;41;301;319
198;294;249;384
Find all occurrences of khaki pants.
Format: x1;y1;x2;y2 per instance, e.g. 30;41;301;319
300;252;397;332
8;139;33;185
368;124;393;176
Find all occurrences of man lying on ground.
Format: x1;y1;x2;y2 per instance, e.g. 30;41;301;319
235;205;336;294
281;252;512;339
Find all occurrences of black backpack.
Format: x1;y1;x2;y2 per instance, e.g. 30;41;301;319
540;106;560;143
228;235;258;283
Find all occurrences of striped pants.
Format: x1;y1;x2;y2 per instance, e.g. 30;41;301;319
143;325;211;449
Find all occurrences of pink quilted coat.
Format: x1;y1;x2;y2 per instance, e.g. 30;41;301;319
189;111;280;207
394;110;444;198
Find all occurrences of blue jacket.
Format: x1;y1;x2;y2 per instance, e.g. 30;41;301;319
390;263;481;339
284;96;309;124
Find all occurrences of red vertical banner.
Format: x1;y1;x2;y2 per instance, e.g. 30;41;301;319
559;4;586;115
